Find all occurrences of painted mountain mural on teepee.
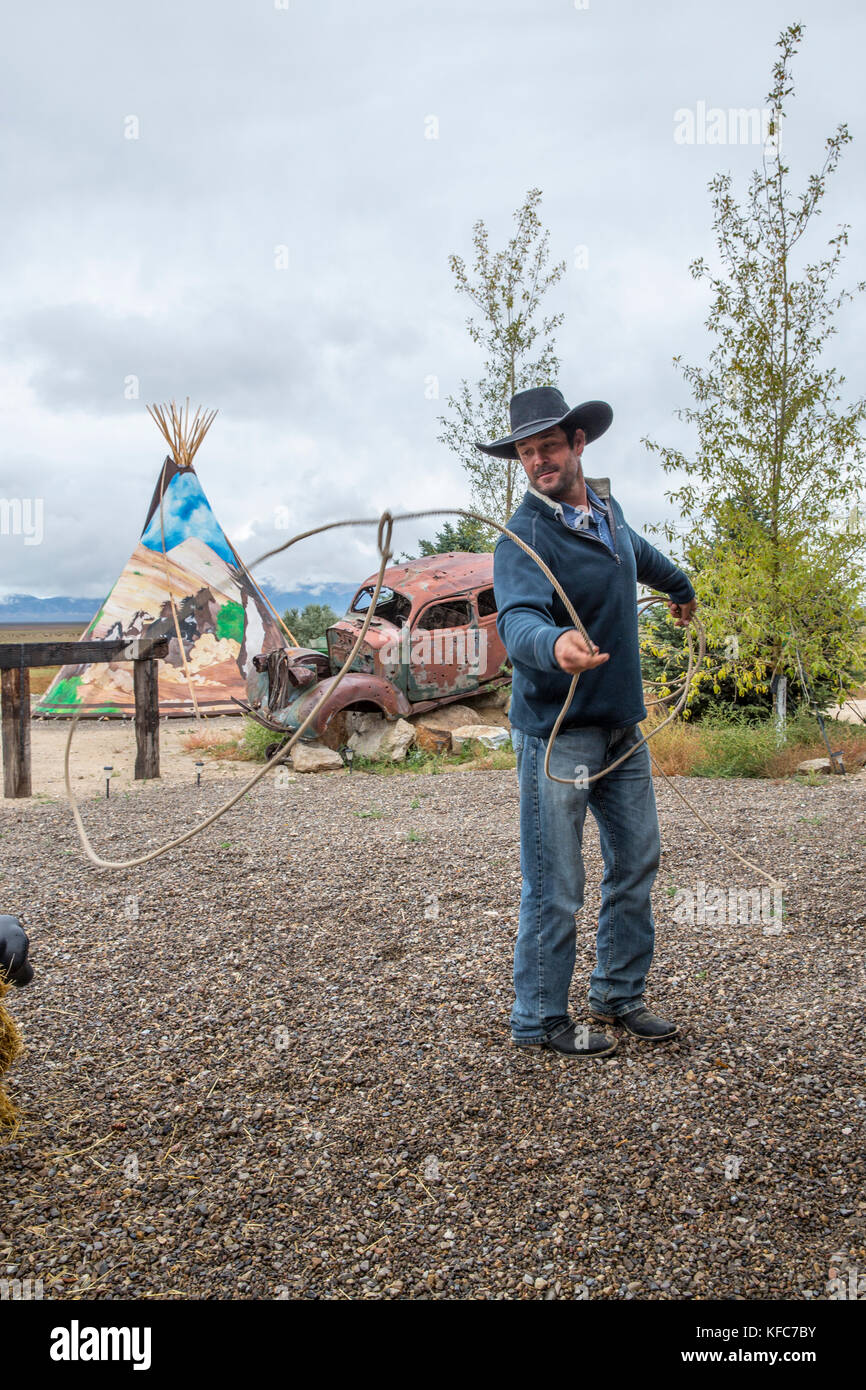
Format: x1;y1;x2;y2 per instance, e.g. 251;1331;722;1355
36;406;285;718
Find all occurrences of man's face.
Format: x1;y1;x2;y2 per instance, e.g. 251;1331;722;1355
514;424;585;497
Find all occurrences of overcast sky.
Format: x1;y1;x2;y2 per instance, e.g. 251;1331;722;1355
1;0;864;599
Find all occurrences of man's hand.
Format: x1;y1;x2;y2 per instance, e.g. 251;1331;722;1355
668;597;698;628
0;915;33;988
553;629;610;674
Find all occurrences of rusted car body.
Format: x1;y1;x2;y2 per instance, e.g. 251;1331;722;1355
239;552;511;744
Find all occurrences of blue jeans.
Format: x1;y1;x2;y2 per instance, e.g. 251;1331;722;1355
510;723;661;1041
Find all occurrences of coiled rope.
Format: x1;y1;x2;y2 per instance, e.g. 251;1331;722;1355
61;506;785;889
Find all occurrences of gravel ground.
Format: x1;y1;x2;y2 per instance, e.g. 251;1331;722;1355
0;764;864;1300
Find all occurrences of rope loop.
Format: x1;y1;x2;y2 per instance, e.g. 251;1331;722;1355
59;504;786;888
376;510;395;562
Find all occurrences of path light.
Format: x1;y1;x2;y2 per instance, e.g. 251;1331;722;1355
339;745;355;773
195;760;204;788
104;766;113;799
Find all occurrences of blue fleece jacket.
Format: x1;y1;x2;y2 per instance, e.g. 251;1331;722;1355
493;478;696;736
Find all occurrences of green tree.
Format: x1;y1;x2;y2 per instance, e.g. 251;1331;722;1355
439;188;566;525
281;602;338;648
642;23;866;711
638;502;859;722
400;515;495;561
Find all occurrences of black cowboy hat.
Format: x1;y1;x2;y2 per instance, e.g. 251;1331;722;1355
475;387;613;460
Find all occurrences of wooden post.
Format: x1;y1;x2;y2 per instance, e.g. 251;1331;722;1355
1;667;31;798
774;674;787;746
133;656;160;780
1;635;167;798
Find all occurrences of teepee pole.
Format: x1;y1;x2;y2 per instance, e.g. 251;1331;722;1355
146;398;218;471
146;400;221;720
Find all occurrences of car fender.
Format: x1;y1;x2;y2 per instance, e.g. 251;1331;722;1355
282;672;411;739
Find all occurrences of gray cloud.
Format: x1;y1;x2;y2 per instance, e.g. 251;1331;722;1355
1;0;864;599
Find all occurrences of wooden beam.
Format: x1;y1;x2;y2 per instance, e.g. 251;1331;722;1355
122;638;170;663
0;637;169;670
133;656;160;780
1;668;31;798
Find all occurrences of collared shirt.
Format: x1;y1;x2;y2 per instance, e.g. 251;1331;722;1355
558;482;615;553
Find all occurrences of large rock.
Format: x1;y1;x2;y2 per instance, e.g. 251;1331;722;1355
345;712;389;758
411;703;482;732
348;715;416;762
413;724;452;755
450;724;511;752
796;757;834;774
290;742;345;774
344;711;378;734
379;718;416;761
462;702;512;730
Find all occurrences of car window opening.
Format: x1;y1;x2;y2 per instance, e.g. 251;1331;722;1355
350;586;412;625
416;601;473;632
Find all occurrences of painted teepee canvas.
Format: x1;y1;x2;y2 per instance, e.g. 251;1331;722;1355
36;403;286;718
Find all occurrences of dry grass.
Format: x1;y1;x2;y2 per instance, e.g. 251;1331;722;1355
179;728;252;761
0;625;85;642
763;733;866;778
640;706;703;776
0;982;23;1135
0;623;85;697
25;669;59;696
642;701;866;778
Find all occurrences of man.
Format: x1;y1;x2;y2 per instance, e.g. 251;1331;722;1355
480;387;697;1059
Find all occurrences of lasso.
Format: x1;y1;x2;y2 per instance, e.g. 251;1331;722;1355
61;504;785;890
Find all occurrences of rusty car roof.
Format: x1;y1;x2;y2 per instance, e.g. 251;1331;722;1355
354;551;494;605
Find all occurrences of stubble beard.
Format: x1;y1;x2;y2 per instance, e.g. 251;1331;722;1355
538;456;582;503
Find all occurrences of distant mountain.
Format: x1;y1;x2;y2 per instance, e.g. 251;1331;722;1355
0;595;99;623
0;584;359;625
